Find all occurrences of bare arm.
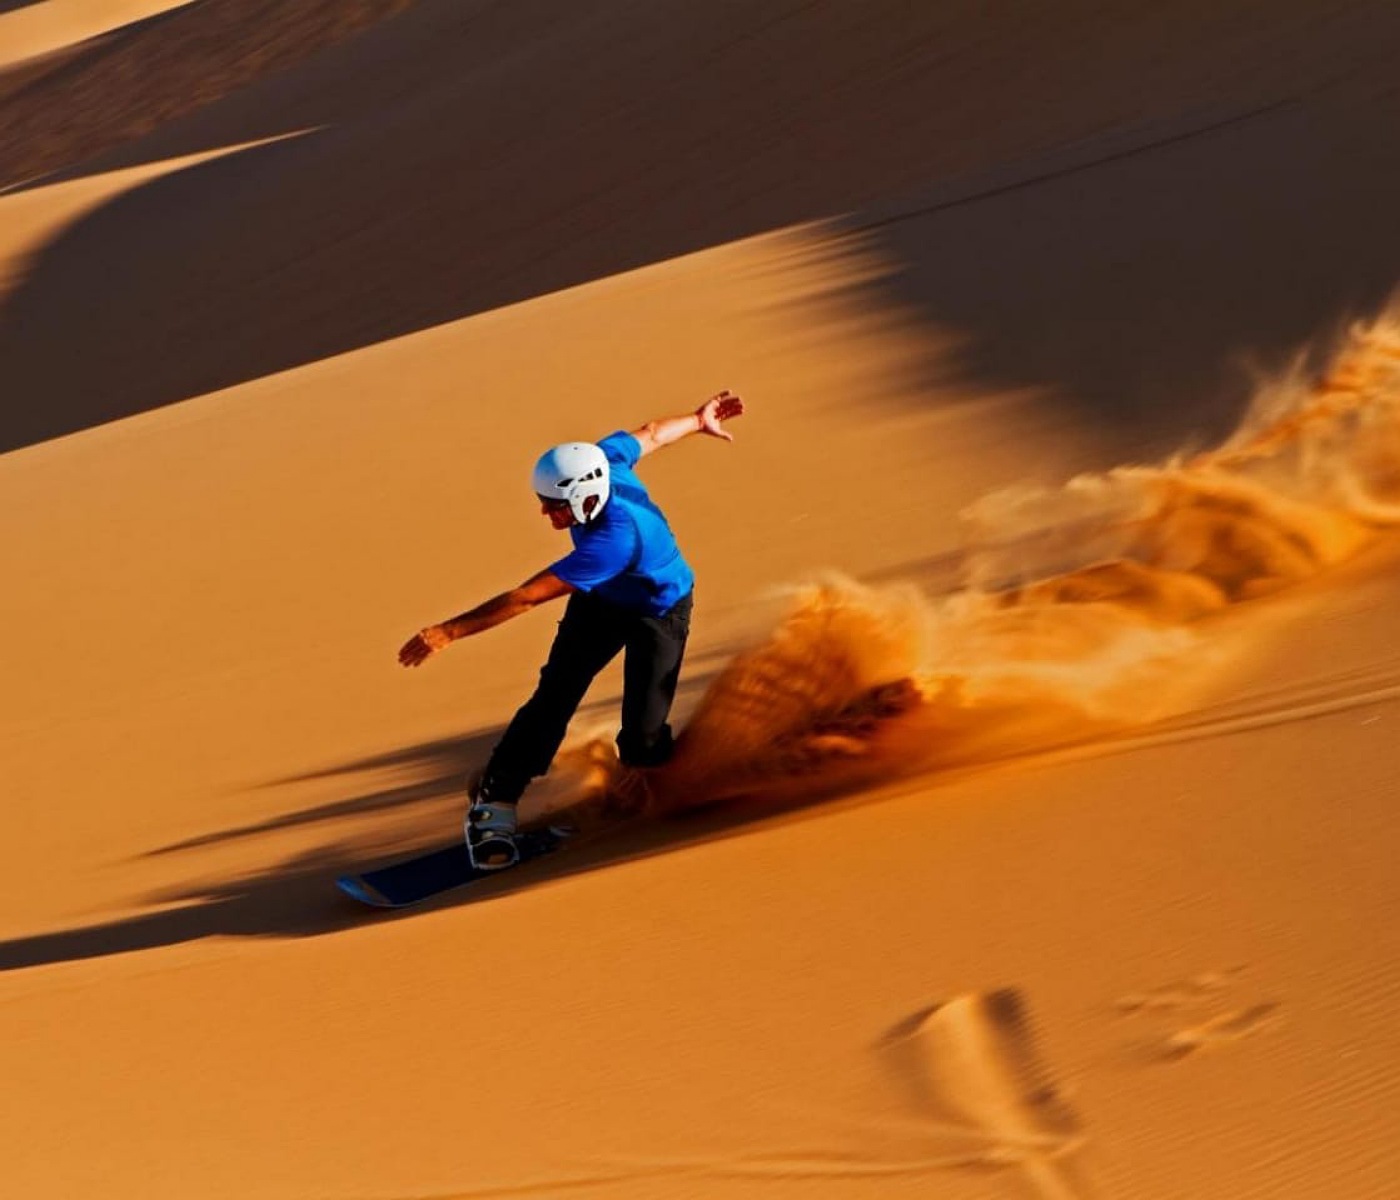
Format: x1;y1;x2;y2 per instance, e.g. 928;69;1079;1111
398;569;575;667
631;390;744;457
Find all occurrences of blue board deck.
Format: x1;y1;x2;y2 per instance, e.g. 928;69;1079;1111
336;828;568;908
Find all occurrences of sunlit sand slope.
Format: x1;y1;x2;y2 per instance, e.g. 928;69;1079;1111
0;0;192;70
0;0;411;176
1;3;1400;1199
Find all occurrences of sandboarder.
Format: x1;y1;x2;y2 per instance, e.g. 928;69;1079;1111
398;389;745;869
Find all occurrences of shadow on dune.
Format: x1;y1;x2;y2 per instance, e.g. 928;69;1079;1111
142;727;506;858
4;1;1400;452
823;79;1400;459
0;845;365;972
0;726;510;972
0;742;825;976
0;662;744;974
0;800;822;974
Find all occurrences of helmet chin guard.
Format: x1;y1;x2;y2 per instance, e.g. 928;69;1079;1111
532;442;611;524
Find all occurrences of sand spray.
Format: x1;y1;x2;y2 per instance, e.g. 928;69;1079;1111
556;312;1400;815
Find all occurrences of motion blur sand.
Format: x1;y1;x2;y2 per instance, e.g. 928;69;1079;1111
616;315;1400;814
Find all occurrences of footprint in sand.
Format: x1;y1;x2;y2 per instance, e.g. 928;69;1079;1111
616;990;1100;1194
1114;967;1240;1013
1115;968;1280;1060
1162;1002;1281;1059
879;989;1098;1199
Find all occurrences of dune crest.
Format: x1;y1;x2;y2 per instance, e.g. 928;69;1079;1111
581;311;1400;814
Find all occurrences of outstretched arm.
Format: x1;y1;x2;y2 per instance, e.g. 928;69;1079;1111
398;569;575;667
631;389;744;457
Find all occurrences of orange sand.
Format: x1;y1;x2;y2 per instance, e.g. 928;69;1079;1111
3;3;1400;1197
0;1;191;70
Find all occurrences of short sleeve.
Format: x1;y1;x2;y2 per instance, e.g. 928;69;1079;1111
597;430;642;470
550;516;639;591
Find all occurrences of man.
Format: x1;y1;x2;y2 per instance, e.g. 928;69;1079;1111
398;389;745;869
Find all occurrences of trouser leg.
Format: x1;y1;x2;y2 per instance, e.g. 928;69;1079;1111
483;593;627;801
616;591;693;767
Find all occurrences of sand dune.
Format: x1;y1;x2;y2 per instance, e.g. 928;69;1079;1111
0;0;410;178
2;3;1400;1198
4;1;1400;453
0;0;193;71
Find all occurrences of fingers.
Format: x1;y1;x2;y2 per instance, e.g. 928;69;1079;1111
703;389;745;436
400;622;454;666
398;635;432;667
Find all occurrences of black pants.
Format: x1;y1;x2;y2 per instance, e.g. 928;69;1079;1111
482;590;693;803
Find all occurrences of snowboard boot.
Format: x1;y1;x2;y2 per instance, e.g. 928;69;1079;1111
464;773;520;871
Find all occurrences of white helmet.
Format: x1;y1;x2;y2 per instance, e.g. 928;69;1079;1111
532;442;611;524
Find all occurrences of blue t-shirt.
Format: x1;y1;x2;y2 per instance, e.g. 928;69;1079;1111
550;431;695;616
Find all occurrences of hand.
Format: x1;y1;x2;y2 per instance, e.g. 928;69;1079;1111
398;623;453;668
696;389;744;441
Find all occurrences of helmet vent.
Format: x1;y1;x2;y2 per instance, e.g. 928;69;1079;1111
532;442;611;515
